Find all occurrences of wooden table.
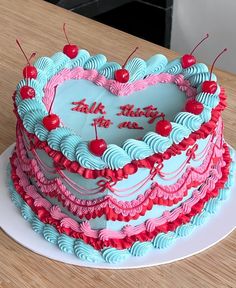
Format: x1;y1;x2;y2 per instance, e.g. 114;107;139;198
0;0;235;287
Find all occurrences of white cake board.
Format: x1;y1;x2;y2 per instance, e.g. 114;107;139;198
0;144;235;269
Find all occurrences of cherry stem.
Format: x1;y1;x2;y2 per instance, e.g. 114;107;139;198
63;23;70;45
16;39;31;65
93;119;99;140
210;48;227;80
161;113;165;121
190;33;209;55
27;53;36;85
122;46;139;68
29;52;36;63
48;85;58;115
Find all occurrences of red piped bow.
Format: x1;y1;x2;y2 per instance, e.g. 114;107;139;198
54;162;65;172
97;179;117;192
186;144;198;163
150;162;164;180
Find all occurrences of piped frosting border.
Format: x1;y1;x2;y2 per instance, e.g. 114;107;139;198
14;124;224;221
14;87;226;181
14;50;225;173
9;143;232;250
8;144;235;263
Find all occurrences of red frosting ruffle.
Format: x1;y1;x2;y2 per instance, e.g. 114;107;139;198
10;143;231;250
13;88;227;181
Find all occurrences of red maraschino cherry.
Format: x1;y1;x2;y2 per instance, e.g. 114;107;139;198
62;23;79;59
20;86;35;99
202;48;227;94
114;46;139;83
89;119;107;157
23;65;37;79
181;34;209;69
16;39;37;99
155;116;172;137
16;39;37;79
185;99;203;115
43;86;60;131
43;114;60;131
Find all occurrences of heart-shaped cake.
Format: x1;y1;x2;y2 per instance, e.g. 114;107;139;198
10;40;235;265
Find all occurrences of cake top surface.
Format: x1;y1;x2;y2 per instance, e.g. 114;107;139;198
53;78;186;146
15;44;222;172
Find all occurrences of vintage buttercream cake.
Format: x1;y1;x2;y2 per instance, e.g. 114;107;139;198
9;28;235;264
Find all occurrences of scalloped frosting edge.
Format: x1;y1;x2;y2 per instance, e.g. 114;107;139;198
8;145;235;264
15;125;224;221
8;144;234;261
14;89;227;181
14;49;224;171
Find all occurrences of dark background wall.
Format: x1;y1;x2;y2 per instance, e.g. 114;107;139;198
45;0;173;48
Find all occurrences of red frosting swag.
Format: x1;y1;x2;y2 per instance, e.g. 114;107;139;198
10;143;231;250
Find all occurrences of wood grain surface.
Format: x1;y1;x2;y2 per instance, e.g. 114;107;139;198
0;1;235;287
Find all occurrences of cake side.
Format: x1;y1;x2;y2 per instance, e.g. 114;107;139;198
16;116;223;220
9;142;235;263
11;112;227;250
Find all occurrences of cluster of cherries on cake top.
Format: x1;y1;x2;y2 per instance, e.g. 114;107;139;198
17;24;78;132
16;24;107;157
17;27;226;157
156;35;227;137
181;34;227;118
